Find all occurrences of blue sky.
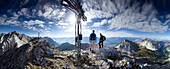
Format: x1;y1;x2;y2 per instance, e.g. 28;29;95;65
0;0;170;40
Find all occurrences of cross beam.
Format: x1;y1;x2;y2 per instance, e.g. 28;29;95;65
61;0;87;21
61;0;87;59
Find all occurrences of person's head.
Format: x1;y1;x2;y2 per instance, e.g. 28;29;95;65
100;33;102;36
92;30;95;33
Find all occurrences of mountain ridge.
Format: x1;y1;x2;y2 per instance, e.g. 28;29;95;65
0;31;32;55
137;38;163;51
115;39;141;54
0;31;169;69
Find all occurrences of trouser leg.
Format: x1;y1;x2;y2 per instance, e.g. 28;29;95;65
101;41;103;48
92;41;95;50
99;41;101;48
90;41;91;49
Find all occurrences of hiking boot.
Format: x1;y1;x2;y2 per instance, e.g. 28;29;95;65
91;50;95;53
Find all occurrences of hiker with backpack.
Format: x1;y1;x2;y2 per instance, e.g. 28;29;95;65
89;30;97;53
99;33;106;48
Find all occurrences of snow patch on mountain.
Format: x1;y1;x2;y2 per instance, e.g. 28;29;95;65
137;38;162;51
0;31;32;55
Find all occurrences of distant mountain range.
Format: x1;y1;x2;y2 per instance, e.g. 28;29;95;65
53;36;169;63
56;42;89;51
137;38;163;51
53;37;141;46
43;37;59;46
113;38;170;63
0;31;169;68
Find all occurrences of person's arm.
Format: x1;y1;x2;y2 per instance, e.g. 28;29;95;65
95;34;97;42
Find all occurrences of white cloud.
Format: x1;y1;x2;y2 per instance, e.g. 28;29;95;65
84;0;169;33
48;22;54;24
58;22;68;26
98;31;135;37
92;19;107;27
58;26;67;29
0;17;6;25
38;10;43;17
82;0;130;19
43;5;53;18
34;20;45;24
3;20;20;26
164;13;170;25
38;4;66;19
21;8;28;15
107;1;168;33
39;24;44;28
0;14;21;26
23;20;45;26
82;0;118;23
23;20;45;30
82;27;93;37
84;9;113;19
27;26;37;31
16;8;32;18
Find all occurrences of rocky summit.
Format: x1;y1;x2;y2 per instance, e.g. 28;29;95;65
115;39;140;54
0;31;32;55
0;36;58;68
0;31;170;69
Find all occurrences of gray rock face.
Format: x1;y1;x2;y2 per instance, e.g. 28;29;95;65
98;47;121;60
0;31;86;69
0;31;32;55
137;38;162;51
151;62;170;69
0;31;62;69
0;38;59;69
31;39;56;67
115;39;140;54
0;41;34;69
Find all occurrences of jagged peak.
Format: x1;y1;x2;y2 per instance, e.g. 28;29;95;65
115;39;140;54
116;39;138;47
61;42;72;45
143;38;152;41
122;39;137;45
137;38;154;43
7;31;20;36
123;39;133;43
13;31;19;34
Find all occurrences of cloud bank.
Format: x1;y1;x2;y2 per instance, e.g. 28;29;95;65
83;0;169;33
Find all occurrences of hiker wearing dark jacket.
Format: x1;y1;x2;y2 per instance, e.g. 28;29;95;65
89;30;97;52
99;33;106;48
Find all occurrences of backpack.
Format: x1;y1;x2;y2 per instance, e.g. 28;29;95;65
103;36;106;41
90;33;96;40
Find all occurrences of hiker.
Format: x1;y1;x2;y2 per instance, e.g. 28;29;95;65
89;30;97;52
99;33;106;48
